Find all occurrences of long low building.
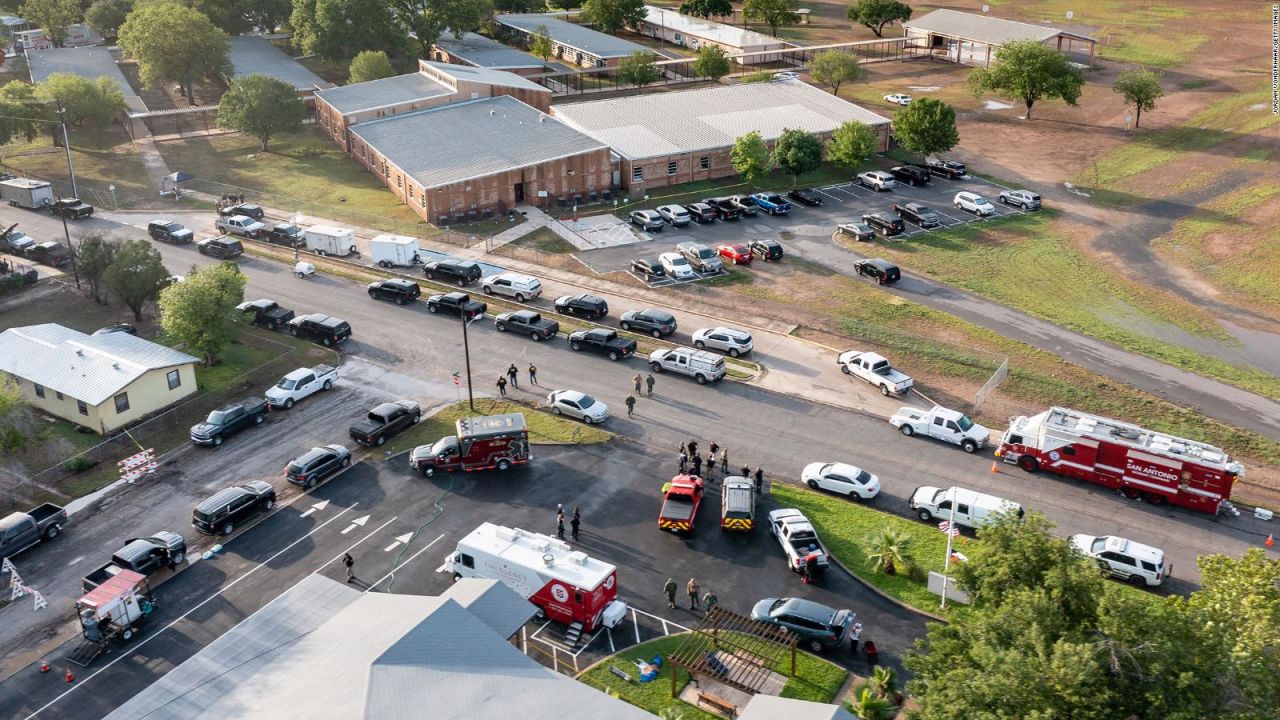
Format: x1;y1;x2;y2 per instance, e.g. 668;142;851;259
430;31;548;75
636;5;792;61
554;79;891;191
494;13;649;68
903;8;1096;66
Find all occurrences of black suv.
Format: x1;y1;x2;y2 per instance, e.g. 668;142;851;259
288;314;352;346
554;293;608;320
892;202;940;228
217;203;265;219
861;212;904;237
854;258;901;285
265;223;303;247
427;291;486;318
749;239;784;261
197;236;244;259
683;203;717;223
192;480;276;535
890;165;931;186
620;309;677;338
368;278;421;305
423;259;481;287
926;159;966;179
495;310;559;340
631;257;665;278
788;188;823;206
148;220;193;244
285;445;352;489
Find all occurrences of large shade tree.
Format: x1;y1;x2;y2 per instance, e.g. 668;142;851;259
118;2;231;103
967;39;1084;119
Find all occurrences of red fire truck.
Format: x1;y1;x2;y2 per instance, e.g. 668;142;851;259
997;406;1243;514
445;523;627;633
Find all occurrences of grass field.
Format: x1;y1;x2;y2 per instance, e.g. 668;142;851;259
0;126;153;205
381;398;612;458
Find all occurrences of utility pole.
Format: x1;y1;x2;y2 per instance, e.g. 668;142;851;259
462;309;476;411
58;208;80;289
56;100;78;198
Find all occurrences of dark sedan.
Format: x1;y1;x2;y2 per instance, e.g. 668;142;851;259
631;257;666;277
788;188;823;206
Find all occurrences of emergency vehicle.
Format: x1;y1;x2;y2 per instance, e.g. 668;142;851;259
445;523;627;633
659;474;703;533
720;477;755;531
998;406;1243;514
410;413;530;477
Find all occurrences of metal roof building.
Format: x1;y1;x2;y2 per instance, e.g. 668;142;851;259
494;14;649;67
227;36;334;92
26;47;142;110
636;5;792;55
313;71;453;116
431;31;546;72
738;696;858;720
420;59;547;92
903;9;1096;66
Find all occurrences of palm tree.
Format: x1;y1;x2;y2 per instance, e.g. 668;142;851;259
870;665;897;700
846;686;895;720
658;709;686;720
862;527;915;575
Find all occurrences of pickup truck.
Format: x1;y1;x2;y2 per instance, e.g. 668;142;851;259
837;350;914;396
426;291;487;318
236;298;295;329
768;508;829;577
494;310;559;340
81;531;186;592
214;215;265;238
889;405;990;453
189;397;269;446
750;192;792;216
266;365;337;409
658;474;703;534
0;503;67;560
349;400;421;446
568;328;636;361
50;197;94;219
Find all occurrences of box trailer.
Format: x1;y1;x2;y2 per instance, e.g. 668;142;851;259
303;225;358;257
0;178;54;209
369;234;420;268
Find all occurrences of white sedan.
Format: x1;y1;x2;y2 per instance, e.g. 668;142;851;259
801;462;881;500
883;93;912;106
659;252;697;281
547;390;609;424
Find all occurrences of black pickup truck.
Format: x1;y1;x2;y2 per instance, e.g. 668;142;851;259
236;298;295;329
50;197;94;219
426;291;486;318
494;310;558;340
190;397;268;446
349;400;421;446
82;531;186;592
568;328;637;361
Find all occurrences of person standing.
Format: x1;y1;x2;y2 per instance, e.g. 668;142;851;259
625;394;636;417
571;508;581;540
709;441;720;461
679;449;688;474
507;364;519;389
557;514;566;540
702;589;718;615
496;375;507;397
720;447;729;473
687;440;698;457
528;364;538;386
645;373;655;397
691;453;703;477
740;465;751;480
849;622;863;655
633;373;643;394
686;578;700;609
754;467;764;492
342;553;355;583
664;578;678;609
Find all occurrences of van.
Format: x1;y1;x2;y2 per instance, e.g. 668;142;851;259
908;485;1023;529
648;347;726;384
304;225;358;256
721;477;755;531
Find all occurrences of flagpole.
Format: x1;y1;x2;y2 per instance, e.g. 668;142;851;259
940;500;956;609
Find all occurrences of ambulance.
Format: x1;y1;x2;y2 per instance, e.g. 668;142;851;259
445;523;627;633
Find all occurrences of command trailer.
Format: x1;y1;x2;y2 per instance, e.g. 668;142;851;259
998;406;1242;514
445;523;627;633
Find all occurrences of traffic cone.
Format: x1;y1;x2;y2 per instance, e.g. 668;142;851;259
1267;534;1275;548
38;659;49;673
990;461;999;474
65;669;74;683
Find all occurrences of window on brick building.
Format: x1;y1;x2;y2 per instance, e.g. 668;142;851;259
699;156;709;170
632;166;643;182
667;161;678;176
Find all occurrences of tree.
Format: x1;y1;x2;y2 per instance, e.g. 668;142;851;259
388;0;491;57
890;97;959;164
679;0;731;19
77;233;118;304
869;666;897;700
0;81;50;146
846;0;910;38
809;49;861;95
0;373;31;452
580;0;645;35
967;39;1084;120
826;120;878;168
217;73;304;151
1113;67;1163;128
772;128;822;184
134;0;252;34
19;0;80;47
529;24;554;63
846;686;894;720
691;44;730;82
104;239;169;321
860;526;915;575
730;130;772;186
291;0;406;61
84;0;133;38
494;0;544;10
243;0;292;33
118;2;231;103
158;261;245;365
36;73;126;128
742;0;797;38
347;50;395;84
617;51;659;92
547;0;581;7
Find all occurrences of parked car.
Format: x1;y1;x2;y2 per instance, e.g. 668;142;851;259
751;192;791;216
999;189;1041;209
954;191;995;216
285;445;352;488
349;400;421;447
883;93;912;105
716;243;752;265
266;365;337;409
909;485;1023;529
288;313;352;346
788;188;823;206
147;220;193;244
629;209;664;231
265;223;303;247
649;347;726;384
494;310;559;340
631;256;666;278
659;252;696;280
750;239;784;261
189;398;268;446
620;308;677;338
892;202;940;228
197;236;244;259
1070;534;1168;587
728;195;760;216
692;326;753;357
547;390;609;424
683;202;717;223
854;258;901;285
93;323;137;336
656;204;691;226
554;293;608;320
481;272;542;302
890;405;989;453
702;197;741;221
367;278;421;305
236;298;294;329
427;291;486;318
838;222;876;242
861;212;904;237
926;158;967;179
751;597;855;652
837;350;913;396
81;531;185;592
890;165;931;186
801;461;881;500
50;197;94;219
214;215;265;238
0;503;67;560
857;171;896;191
423;259;481;286
568;328;636;360
217;203;264;219
677;241;724;273
192;481;276;536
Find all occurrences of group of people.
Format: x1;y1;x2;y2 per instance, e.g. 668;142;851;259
623;373;657;417
496;363;537;396
677;439;764;490
554;503;581;541
663;577;717;615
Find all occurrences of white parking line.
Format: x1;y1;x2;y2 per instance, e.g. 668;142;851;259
364;531;446;592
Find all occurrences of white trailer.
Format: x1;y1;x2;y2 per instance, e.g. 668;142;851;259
369;234;420;268
0;178;54;209
303;225;357;257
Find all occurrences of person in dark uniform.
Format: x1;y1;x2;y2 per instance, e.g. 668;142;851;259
570;509;581;540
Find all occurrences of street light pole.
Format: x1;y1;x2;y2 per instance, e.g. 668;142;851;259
55;100;78;198
462;310;475;411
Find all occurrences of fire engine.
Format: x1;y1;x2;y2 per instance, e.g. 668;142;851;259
998;406;1243;514
658;474;703;534
445;523;627;633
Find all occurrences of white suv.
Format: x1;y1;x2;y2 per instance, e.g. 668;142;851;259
481;272;542;302
954;191;995;216
648;347;726;384
692;326;753;357
857;171;896;191
1070;534;1168;587
656;204;691;226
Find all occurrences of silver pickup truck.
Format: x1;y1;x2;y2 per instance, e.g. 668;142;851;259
0;503;67;560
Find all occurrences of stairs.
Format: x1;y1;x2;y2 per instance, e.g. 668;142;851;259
563;621;585;649
68;639;104;667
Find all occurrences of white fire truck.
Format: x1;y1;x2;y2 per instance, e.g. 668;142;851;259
997;406;1243;514
445;523;627;633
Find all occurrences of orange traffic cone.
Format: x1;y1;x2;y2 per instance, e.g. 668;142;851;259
65;669;75;683
39;659;49;673
1267;534;1275;548
990;461;999;474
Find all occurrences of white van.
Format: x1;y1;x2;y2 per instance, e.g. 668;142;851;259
909;485;1023;529
369;234;419;267
304;225;357;256
1070;534;1168;587
648;347;726;384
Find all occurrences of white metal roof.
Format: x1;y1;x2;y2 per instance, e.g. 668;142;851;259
419;60;548;92
26;46;139;99
903;9;1086;45
640;6;792;50
314;71;452;115
495;14;650;59
0;324;198;405
554;81;889;161
228;36;334;91
460;523;616;590
432;31;546;69
739;696;856;720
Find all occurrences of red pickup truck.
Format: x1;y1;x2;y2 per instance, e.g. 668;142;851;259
659;474;704;534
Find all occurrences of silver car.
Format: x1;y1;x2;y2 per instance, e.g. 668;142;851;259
692;326;753;357
656;204;691;226
998;189;1041;210
547;390;609;424
629;210;664;231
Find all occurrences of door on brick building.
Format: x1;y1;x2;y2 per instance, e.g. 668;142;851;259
513;183;524;204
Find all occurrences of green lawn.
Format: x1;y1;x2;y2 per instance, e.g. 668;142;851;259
514;227;576;254
1;126;153;206
381;398;612;458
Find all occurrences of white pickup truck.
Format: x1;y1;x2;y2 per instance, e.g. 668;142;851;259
265;365;337;409
889;405;990;453
837;350;913;396
767;508;830;577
